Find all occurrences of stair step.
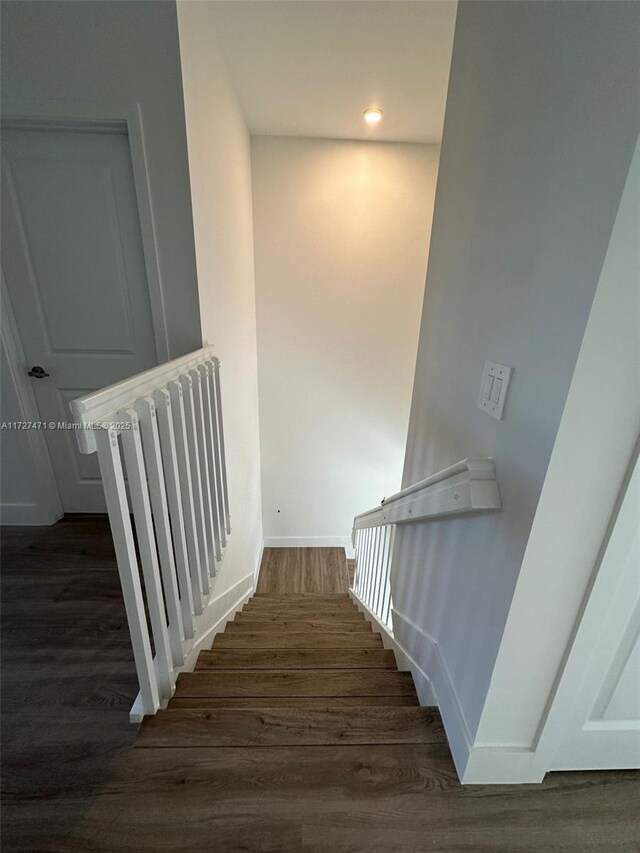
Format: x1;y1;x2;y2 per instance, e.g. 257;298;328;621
211;631;383;649
233;610;367;625
195;648;396;670
235;610;365;623
174;670;417;699
136;707;444;748
72;742;454;851
168;694;419;709
244;598;357;608
225;620;372;633
241;604;362;617
251;593;351;601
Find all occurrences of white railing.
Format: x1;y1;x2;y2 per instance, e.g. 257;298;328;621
351;458;501;631
70;346;230;719
352;525;396;630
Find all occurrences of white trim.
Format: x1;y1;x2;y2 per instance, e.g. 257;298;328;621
528;445;640;776
264;536;352;550
391;607;544;784
0;502;55;525
1;98;171;363
70;346;218;453
391;608;473;778
462;747;542;784
182;571;255;669
129;570;255;723
349;588;436;706
254;538;265;585
352;457;500;539
0;275;63;525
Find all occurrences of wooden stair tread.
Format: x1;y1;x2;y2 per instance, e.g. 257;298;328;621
252;593;351;600
225;620;372;633
168;695;420;709
211;631;383;649
236;610;364;622
72;743;460;852
174;669;416;699
195;648;396;670
136;707;445;748
243;600;357;610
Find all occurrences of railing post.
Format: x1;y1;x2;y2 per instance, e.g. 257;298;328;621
179;375;211;593
354;530;362;594
136;396;186;667
384;526;396;626
200;362;226;552
120;408;175;700
212;358;231;534
189;367;221;570
154;387;200;626
364;527;376;605
95;426;159;715
169;379;209;599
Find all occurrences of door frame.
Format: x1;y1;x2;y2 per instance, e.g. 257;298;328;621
1;273;64;525
2;97;172;363
531;441;640;774
1;98;172;523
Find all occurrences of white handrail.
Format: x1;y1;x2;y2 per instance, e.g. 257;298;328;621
350;458;501;631
70;346;230;720
70;346;218;454
353;457;500;534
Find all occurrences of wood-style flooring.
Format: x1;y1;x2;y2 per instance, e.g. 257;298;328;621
1;517;138;851
256;546;349;593
2;523;639;852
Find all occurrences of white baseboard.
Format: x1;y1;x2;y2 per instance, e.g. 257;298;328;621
0;501;62;526
391;609;545;784
254;538;265;585
349;589;436;706
462;745;542;784
392;609;473;779
182;571;256;669
264;536;351;548
129;570;255;723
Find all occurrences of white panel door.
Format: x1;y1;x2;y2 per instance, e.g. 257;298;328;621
1;127;158;512
541;448;640;771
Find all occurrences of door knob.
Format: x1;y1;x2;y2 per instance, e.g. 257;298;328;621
28;365;49;379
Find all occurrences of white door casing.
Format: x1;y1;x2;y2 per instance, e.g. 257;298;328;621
2;126;158;512
535;445;640;772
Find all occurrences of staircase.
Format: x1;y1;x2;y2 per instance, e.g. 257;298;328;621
136;592;444;744
72;587;454;849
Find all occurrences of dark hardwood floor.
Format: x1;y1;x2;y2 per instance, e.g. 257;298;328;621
2;519;639;852
1;517;138;851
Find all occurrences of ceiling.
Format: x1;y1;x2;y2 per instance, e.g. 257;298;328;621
210;1;458;144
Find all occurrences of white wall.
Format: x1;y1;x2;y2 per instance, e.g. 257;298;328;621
177;4;263;593
390;0;640;768
251;137;439;550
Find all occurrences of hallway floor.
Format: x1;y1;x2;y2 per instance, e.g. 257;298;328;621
2;519;639;852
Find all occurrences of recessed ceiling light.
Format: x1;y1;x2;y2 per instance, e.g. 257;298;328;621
363;108;383;126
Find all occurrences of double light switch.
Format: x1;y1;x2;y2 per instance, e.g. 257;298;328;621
477;360;513;420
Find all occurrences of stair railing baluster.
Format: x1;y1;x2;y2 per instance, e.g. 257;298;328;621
70;347;235;721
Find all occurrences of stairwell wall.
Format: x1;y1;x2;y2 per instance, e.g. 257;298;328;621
251;137;439;554
391;0;640;767
176;4;263;596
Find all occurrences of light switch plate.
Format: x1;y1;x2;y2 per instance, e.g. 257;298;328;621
478;360;513;420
